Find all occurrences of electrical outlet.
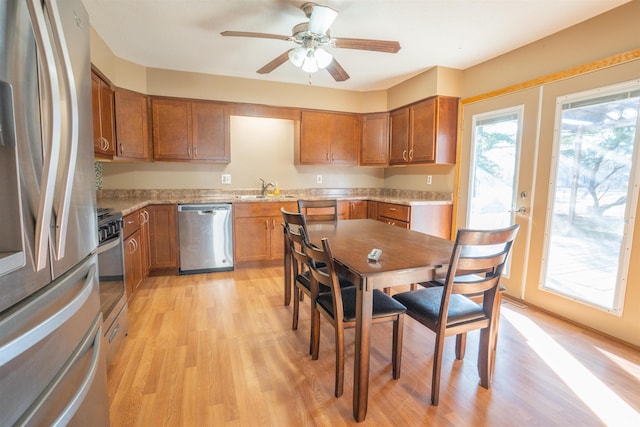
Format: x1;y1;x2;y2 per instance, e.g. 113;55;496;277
426;175;432;185
221;174;231;184
316;175;323;184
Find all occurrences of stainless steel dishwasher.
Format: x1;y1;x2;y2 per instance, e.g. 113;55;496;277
178;204;233;273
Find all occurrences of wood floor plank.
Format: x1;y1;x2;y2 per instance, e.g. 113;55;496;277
107;267;640;426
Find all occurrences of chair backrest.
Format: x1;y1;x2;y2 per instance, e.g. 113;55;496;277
297;199;338;222
440;225;519;324
445;225;519;295
301;234;344;322
281;208;309;274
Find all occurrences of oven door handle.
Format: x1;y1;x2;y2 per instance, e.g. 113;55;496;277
96;236;121;255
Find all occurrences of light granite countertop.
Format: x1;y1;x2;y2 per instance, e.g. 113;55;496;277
97;188;453;216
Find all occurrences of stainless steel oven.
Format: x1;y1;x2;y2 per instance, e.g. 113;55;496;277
96;208;129;366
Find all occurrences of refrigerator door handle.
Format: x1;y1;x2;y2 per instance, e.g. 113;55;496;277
46;0;80;260
26;0;63;271
17;315;103;427
0;264;96;365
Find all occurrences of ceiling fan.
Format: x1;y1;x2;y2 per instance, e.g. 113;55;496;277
220;2;401;82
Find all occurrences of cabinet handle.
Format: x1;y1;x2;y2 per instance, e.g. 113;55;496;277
331;153;335;161
187;147;191;156
194;147;198;158
265;220;269;229
389;208;396;211
143;210;149;222
119;144;124;154
408;149;413;160
326;153;329;161
402;150;407;161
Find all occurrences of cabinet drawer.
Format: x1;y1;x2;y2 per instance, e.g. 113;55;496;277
233;201;298;218
377;202;410;222
122;211;140;239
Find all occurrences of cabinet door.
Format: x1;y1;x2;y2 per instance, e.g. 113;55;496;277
300;111;332;164
124;230;143;298
234;217;271;262
191;101;230;162
389;107;410;165
330;113;359;165
147;205;179;269
269;217;285;260
91;72;115;157
410;98;437;163
360;112;389;166
115;89;150;160
348;201;368;219
152;99;191;160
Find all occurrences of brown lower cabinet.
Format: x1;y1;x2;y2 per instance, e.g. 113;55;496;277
124;229;143;298
147;204;180;273
122;210;143;298
233;201;297;267
376;201;452;239
338;200;368;219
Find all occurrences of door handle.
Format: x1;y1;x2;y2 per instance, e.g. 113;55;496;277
509;207;527;214
26;0;62;271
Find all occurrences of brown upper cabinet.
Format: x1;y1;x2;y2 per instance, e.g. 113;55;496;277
151;97;230;162
91;71;116;158
389;96;458;165
298;111;360;165
360;112;389;166
114;88;150;160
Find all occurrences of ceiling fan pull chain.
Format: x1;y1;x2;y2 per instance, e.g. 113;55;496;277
308;73;312;85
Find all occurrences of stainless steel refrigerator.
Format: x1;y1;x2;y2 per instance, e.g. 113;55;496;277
0;0;110;425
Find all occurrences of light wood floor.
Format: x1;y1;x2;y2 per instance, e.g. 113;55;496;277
107;267;640;426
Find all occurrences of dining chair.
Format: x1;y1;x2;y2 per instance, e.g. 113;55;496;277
281;208;353;354
302;233;407;398
297;199;338;222
392;224;519;406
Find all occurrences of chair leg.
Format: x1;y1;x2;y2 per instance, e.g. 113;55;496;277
478;326;493;389
410;283;417;290
392;315;404;379
311;307;321;360
335;326;345;397
292;286;300;330
455;333;467;360
431;333;445;406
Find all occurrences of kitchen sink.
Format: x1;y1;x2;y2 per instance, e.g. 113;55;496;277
235;194;296;199
235;195;267;199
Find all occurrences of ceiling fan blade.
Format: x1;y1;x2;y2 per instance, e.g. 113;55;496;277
307;4;338;35
257;50;292;74
333;37;401;54
325;58;350;82
220;31;290;41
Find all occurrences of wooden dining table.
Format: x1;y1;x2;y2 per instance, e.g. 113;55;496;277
304;219;454;422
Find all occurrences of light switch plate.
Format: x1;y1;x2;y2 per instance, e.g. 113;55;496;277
316;175;323;184
221;174;231;184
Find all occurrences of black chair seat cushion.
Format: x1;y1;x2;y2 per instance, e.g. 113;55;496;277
295;268;353;295
393;287;485;327
318;288;407;322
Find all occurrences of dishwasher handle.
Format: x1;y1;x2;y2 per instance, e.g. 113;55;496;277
178;204;232;213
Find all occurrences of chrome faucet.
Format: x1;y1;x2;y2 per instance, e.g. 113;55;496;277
260;178;275;196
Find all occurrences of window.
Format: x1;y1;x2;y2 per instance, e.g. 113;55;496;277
541;81;640;313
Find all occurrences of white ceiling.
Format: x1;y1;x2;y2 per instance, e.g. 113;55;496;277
81;0;630;92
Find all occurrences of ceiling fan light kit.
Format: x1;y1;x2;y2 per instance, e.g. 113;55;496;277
221;2;401;82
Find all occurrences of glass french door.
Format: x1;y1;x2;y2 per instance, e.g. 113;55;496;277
541;82;640;313
459;88;540;299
